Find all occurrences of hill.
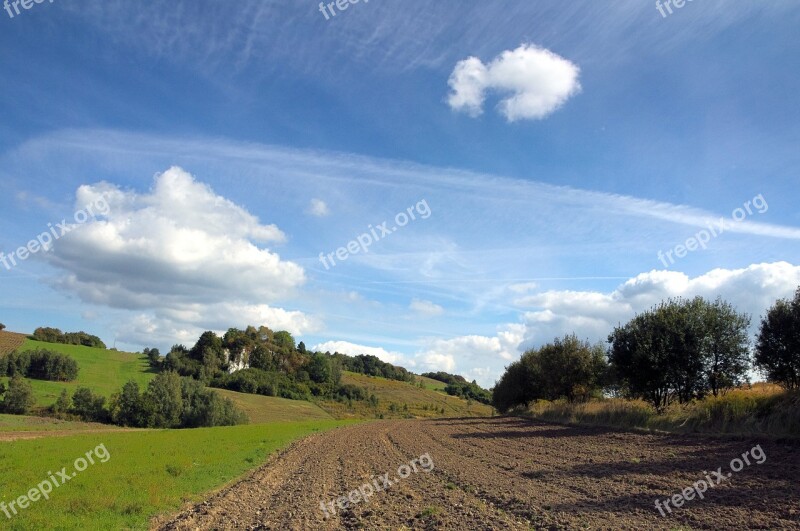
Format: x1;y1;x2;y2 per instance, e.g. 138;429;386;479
1;338;155;407
213;389;334;423
316;371;493;419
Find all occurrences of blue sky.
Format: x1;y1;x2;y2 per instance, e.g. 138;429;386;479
1;1;799;386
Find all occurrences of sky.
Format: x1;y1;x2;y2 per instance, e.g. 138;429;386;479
1;0;799;387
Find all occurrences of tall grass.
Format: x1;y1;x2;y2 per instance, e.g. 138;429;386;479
523;384;800;438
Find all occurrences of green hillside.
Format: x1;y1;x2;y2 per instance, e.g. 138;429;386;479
2;339;155;407
213;389;333;423
317;371;493;419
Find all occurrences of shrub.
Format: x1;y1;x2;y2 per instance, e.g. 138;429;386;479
71;387;108;422
2;375;35;414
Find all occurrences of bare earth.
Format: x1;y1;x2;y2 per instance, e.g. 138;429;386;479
158;417;800;530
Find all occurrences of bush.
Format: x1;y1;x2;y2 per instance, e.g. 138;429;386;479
2;375;35;414
336;384;367;401
2;349;79;381
71;387;107;422
31;327;106;349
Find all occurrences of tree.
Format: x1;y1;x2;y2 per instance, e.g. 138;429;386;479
609;297;751;411
703;298;751;396
297;341;307;354
492;358;541;413
0;323;6;331
110;381;146;427
535;335;608;402
144;348;162;370
144;371;184;428
2;375;35;414
273;331;296;352
71;387;107;422
51;389;71;418
755;288;800;389
306;353;332;384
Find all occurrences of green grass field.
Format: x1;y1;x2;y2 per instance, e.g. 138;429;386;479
0;420;352;530
213;389;333;423
0;414;125;434
415;375;448;391
1;339;155;408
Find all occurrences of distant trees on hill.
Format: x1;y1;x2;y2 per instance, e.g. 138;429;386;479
333;353;415;383
0;349;79;381
0;323;5;332
422;372;492;405
49;372;247;428
32;327;106;349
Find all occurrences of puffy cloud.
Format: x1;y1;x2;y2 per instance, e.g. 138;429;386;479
514;262;800;348
447;44;581;122
409;298;444;317
412;262;800;388
311;340;412;367
307;198;330;217
45;166;315;343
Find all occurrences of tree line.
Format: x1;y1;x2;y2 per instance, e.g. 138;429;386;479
493;289;800;413
422;372;492;404
31;327;106;349
0;349;79;382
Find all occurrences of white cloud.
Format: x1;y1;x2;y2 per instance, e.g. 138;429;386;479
514;262;800;348
409;298;444;317
311;340;412;367
447;44;581;122
307;198;330;217
45;166;314;343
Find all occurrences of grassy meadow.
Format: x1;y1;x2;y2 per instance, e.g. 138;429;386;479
316;371;493;419
213;389;334;423
522;383;800;439
0;420;353;530
1;339;155;408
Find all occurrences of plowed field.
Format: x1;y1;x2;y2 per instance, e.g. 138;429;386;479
159;417;800;530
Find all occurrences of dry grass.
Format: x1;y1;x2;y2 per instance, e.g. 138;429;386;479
523;383;800;438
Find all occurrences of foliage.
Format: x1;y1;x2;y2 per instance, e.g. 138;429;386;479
2;348;79;381
493;334;608;413
608;297;751;411
332;353;415;382
443;380;492;405
755;287;800;389
143;347;162;370
71;386;108;422
1;375;35;414
211;368;312;401
31;327;106;349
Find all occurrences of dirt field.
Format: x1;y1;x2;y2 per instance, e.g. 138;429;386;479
158;417;800;530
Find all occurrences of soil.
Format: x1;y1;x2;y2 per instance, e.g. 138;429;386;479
157;417;800;530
